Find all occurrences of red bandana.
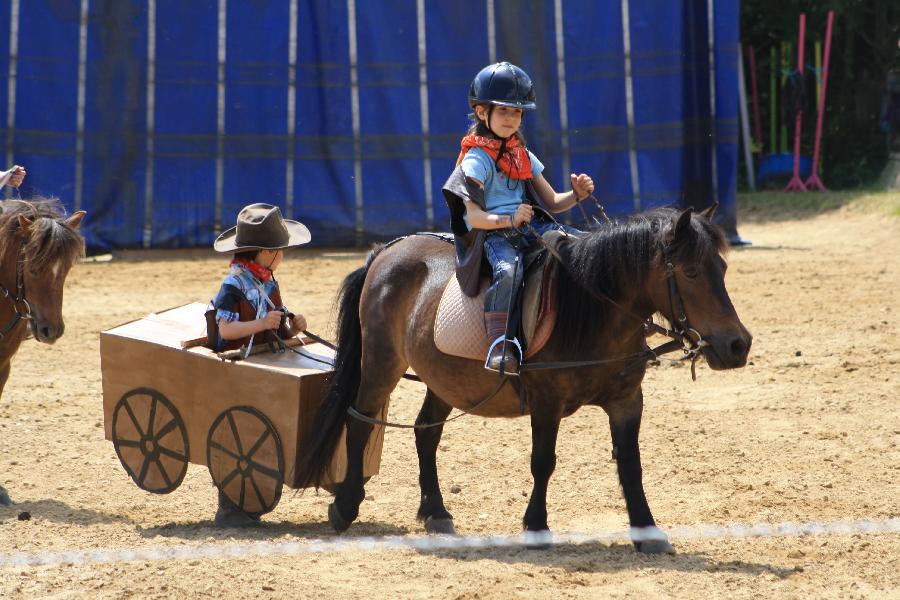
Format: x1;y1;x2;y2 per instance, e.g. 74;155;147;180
230;257;273;282
456;133;533;181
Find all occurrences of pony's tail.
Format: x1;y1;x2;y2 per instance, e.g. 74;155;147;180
293;251;375;489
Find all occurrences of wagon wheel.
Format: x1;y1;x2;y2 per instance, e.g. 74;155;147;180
112;388;189;494
207;406;284;517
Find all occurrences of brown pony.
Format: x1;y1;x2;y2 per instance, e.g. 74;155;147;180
0;198;85;505
296;206;751;553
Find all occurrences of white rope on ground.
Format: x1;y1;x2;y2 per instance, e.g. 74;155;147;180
0;517;898;569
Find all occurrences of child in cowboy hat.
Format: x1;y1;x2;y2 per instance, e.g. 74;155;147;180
206;202;311;355
206;203;311;527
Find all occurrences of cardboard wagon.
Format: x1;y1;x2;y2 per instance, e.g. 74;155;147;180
100;303;386;517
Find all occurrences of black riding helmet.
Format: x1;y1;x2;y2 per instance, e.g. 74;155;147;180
468;62;536;110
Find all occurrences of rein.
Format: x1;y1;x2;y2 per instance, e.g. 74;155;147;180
316;215;712;431
522;220;708;380
0;243;32;339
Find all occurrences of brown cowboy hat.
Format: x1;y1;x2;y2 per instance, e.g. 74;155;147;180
213;203;311;252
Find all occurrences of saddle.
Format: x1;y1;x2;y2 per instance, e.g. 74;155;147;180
434;249;558;362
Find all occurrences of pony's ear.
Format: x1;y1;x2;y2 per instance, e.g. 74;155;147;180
66;211;86;229
671;207;693;243
699;202;718;222
17;214;33;234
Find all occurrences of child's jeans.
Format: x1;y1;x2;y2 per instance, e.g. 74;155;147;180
483;218;581;315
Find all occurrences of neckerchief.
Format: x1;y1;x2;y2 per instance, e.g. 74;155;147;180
455;133;533;180
230;257;273;282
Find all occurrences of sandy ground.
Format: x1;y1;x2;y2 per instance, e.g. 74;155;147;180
0;196;898;599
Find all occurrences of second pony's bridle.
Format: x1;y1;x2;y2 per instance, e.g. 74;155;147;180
0;242;33;339
522;216;709;379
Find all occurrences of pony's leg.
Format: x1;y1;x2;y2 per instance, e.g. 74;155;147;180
0;360;9;398
0;363;11;505
609;395;675;554
522;406;561;535
329;358;405;532
414;389;455;534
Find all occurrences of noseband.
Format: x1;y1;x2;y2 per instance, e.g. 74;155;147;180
0;242;33;339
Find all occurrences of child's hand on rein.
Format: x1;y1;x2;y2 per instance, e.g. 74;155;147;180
290;313;308;335
570;173;595;201
259;310;283;332
512;204;533;229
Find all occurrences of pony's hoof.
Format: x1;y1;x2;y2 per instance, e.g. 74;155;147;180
424;517;456;535
214;505;260;528
328;502;352;533
0;487;13;507
523;529;552;549
635;539;676;554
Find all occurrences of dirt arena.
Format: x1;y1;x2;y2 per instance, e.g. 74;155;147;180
1;194;898;599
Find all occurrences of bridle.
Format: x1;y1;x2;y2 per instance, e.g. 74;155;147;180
342;216;713;430
521;216;709;380
0;242;32;339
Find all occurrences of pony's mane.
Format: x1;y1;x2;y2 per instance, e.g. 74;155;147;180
554;207;727;353
0;198;85;272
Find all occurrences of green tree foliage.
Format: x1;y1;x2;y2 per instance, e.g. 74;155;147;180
741;0;900;187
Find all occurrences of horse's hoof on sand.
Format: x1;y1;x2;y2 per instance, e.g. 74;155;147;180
523;529;552;550
635;539;676;554
424;517;456;535
328;502;352;533
214;506;260;528
0;488;13;507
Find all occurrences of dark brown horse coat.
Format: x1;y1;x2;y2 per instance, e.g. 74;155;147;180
295;206;751;553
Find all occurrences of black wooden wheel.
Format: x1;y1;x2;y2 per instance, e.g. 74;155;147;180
112;387;189;494
207;406;284;517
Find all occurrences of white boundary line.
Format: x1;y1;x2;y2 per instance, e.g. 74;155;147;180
0;518;897;569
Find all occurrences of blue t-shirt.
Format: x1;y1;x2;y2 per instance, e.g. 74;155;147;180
459;147;544;224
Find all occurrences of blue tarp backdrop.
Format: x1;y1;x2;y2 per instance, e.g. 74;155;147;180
0;0;739;250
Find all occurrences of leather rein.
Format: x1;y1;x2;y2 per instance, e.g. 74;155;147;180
519;211;708;380
0;242;32;340
339;210;709;430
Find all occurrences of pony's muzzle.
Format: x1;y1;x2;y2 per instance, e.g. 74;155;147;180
32;319;64;344
704;329;752;369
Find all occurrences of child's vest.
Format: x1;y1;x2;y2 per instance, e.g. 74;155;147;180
204;286;291;352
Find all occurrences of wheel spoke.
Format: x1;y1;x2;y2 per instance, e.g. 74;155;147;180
247;460;282;482
155;458;173;487
209;440;241;461
122;399;145;438
238;476;246;509
226;411;244;455
153;417;179;441
219;467;241;490
249;473;267;508
115;439;141;448
147;396;158;437
137;455;151;487
245;429;270;461
158;446;188;463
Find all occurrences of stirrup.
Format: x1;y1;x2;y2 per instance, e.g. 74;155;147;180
484;336;523;376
